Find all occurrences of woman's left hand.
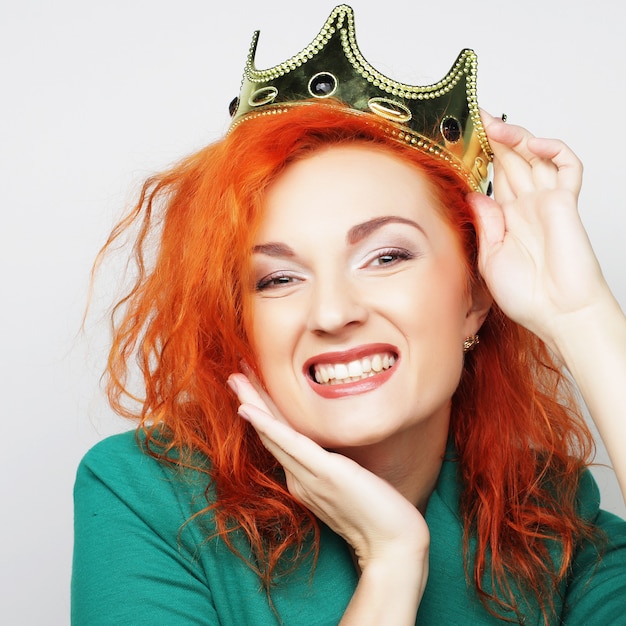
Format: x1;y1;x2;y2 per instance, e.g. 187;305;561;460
468;111;609;353
470;112;626;504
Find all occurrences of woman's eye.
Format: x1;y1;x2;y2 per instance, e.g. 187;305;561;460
368;248;413;267
255;273;299;291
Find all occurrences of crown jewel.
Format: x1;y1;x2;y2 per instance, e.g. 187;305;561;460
230;5;493;192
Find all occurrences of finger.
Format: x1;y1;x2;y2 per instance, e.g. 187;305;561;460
238;402;327;479
527;137;583;195
228;371;291;426
237;363;290;424
480;112;523;202
482;112;558;192
227;373;268;411
491;131;558;193
468;192;505;248
483;113;537;160
491;155;517;205
467;192;505;272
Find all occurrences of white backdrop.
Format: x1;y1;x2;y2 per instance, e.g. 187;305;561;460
1;1;624;623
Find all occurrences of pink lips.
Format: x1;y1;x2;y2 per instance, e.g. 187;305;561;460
304;343;399;399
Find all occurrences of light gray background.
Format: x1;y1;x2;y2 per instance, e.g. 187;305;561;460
2;1;624;623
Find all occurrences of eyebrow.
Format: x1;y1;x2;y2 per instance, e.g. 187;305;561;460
252;242;295;257
347;216;425;244
253;216;425;257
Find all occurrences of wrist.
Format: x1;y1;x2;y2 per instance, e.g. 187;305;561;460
341;543;429;626
548;293;625;368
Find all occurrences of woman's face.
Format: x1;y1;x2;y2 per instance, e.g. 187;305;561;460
250;144;487;451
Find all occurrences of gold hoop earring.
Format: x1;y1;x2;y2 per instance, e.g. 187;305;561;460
463;335;480;352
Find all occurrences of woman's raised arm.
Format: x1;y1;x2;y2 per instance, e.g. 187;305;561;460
469;112;626;502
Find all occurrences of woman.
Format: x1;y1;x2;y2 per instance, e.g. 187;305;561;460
72;6;626;625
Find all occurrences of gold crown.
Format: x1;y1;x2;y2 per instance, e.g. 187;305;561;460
229;5;493;193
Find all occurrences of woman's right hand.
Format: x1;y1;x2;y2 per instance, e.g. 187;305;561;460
228;372;429;624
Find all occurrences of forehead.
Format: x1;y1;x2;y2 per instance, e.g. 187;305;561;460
257;144;442;241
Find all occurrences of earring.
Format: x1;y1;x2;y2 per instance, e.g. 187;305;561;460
463;335;480;352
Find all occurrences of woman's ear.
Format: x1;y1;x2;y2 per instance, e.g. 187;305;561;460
466;282;492;334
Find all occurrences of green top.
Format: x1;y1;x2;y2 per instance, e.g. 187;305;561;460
72;431;626;625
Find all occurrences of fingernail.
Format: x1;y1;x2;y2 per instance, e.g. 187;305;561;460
227;375;240;395
237;406;251;422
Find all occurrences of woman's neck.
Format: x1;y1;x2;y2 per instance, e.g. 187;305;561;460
332;414;449;513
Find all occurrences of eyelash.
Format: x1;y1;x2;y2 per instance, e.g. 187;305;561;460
367;248;414;267
255;272;299;292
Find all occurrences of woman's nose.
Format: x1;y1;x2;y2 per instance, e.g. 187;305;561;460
306;274;368;335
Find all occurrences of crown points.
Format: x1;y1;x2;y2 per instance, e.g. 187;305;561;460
230;5;492;192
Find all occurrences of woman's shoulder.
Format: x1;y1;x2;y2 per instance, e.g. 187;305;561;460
75;428;214;530
73;430;352;625
575;466;625;532
560;467;626;621
78;428;154;471
79;427;207;474
573;467;626;583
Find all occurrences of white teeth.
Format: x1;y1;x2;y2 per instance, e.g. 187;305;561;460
312;352;396;385
315;366;330;384
334;363;349;379
347;360;362;377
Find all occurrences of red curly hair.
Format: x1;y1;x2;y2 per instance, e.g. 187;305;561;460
99;102;594;621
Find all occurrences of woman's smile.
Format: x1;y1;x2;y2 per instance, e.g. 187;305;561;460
304;343;399;398
311;352;397;385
